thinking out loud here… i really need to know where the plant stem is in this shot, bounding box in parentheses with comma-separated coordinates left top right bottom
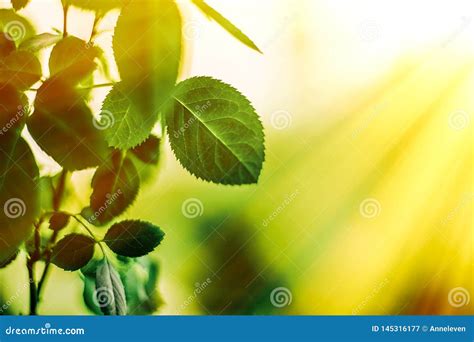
(27, 258, 37, 315)
(80, 82, 116, 89)
(89, 13, 104, 43)
(62, 1, 69, 38)
(72, 215, 107, 257)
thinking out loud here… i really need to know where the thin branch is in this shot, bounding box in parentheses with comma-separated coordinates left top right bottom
(27, 258, 37, 315)
(62, 1, 69, 38)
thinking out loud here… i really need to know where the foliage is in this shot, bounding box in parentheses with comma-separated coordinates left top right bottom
(0, 0, 264, 316)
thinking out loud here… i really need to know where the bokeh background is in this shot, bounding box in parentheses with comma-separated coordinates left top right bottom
(0, 0, 473, 315)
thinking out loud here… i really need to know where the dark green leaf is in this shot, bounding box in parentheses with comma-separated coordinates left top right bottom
(191, 0, 261, 53)
(19, 32, 62, 52)
(0, 33, 16, 58)
(11, 0, 30, 11)
(0, 9, 35, 46)
(88, 154, 139, 225)
(0, 50, 41, 90)
(95, 258, 127, 315)
(0, 249, 18, 269)
(27, 78, 109, 170)
(104, 220, 164, 257)
(49, 36, 98, 84)
(0, 83, 27, 132)
(0, 134, 39, 262)
(130, 135, 160, 164)
(51, 233, 96, 271)
(113, 0, 181, 127)
(49, 212, 70, 231)
(99, 83, 156, 149)
(168, 76, 265, 185)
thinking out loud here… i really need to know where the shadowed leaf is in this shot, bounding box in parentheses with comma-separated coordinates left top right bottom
(95, 258, 127, 315)
(0, 50, 41, 90)
(130, 135, 160, 164)
(51, 234, 96, 271)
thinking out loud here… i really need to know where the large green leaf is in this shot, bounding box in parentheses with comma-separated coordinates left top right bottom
(95, 258, 127, 315)
(0, 50, 41, 90)
(191, 0, 261, 53)
(88, 154, 139, 225)
(99, 83, 156, 149)
(0, 133, 39, 263)
(167, 76, 265, 185)
(103, 220, 165, 257)
(112, 0, 181, 143)
(49, 36, 98, 84)
(27, 78, 109, 170)
(51, 234, 96, 271)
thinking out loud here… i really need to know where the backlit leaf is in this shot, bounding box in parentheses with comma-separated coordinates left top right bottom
(104, 220, 164, 257)
(88, 154, 139, 225)
(191, 0, 261, 53)
(0, 9, 35, 46)
(167, 76, 265, 185)
(130, 135, 160, 164)
(11, 0, 30, 11)
(95, 258, 127, 315)
(27, 78, 109, 170)
(51, 234, 96, 271)
(0, 83, 27, 132)
(0, 50, 41, 90)
(19, 32, 62, 52)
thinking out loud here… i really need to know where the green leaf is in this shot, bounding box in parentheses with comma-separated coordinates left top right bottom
(113, 0, 181, 121)
(0, 83, 27, 132)
(27, 78, 109, 170)
(48, 212, 70, 231)
(104, 220, 165, 257)
(51, 234, 95, 271)
(0, 134, 39, 262)
(11, 0, 30, 11)
(0, 9, 35, 46)
(0, 249, 18, 269)
(0, 33, 16, 58)
(130, 135, 160, 164)
(82, 274, 103, 315)
(99, 83, 156, 149)
(49, 36, 98, 84)
(88, 154, 139, 225)
(95, 258, 127, 315)
(191, 0, 261, 53)
(0, 50, 41, 90)
(19, 32, 62, 52)
(167, 76, 265, 185)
